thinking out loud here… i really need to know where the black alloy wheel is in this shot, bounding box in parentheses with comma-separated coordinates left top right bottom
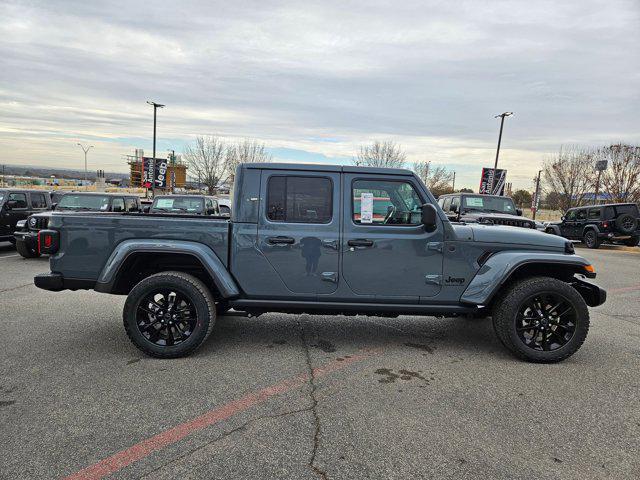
(136, 289, 197, 346)
(123, 271, 216, 358)
(515, 293, 577, 352)
(492, 276, 589, 363)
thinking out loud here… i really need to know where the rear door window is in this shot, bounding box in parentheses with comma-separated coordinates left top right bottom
(112, 198, 125, 212)
(267, 176, 333, 223)
(588, 208, 601, 220)
(125, 198, 138, 212)
(30, 192, 48, 209)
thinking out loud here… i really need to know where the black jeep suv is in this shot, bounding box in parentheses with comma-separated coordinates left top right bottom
(437, 193, 541, 230)
(545, 203, 640, 248)
(1, 189, 52, 245)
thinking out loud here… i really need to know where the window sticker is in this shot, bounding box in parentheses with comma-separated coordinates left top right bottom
(360, 192, 374, 224)
(156, 198, 174, 208)
(465, 197, 484, 207)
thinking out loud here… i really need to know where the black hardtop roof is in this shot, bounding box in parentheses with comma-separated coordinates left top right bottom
(439, 192, 513, 200)
(0, 188, 50, 193)
(570, 203, 638, 209)
(60, 192, 140, 197)
(241, 162, 414, 176)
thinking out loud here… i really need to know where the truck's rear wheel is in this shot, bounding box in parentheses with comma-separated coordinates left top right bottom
(123, 271, 216, 358)
(492, 277, 589, 363)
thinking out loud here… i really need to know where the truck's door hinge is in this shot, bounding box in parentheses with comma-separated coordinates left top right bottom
(425, 274, 442, 285)
(321, 272, 338, 283)
(427, 242, 443, 253)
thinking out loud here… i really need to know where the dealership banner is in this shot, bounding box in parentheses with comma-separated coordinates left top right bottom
(142, 157, 168, 188)
(479, 168, 507, 195)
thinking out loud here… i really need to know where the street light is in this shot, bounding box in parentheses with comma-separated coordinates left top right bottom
(146, 101, 165, 196)
(489, 112, 513, 195)
(76, 143, 94, 184)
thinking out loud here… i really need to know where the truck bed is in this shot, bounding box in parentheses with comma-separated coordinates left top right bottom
(46, 212, 230, 281)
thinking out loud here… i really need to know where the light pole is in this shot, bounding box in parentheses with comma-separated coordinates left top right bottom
(146, 101, 165, 196)
(451, 171, 456, 192)
(532, 169, 542, 220)
(76, 143, 94, 185)
(490, 112, 513, 195)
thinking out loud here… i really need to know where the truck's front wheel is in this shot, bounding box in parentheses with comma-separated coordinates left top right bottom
(492, 277, 589, 363)
(123, 271, 216, 358)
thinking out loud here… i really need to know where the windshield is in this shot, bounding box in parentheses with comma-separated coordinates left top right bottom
(57, 194, 111, 211)
(151, 197, 204, 213)
(462, 195, 517, 214)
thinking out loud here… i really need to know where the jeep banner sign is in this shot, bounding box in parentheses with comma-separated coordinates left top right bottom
(141, 157, 168, 188)
(479, 167, 507, 195)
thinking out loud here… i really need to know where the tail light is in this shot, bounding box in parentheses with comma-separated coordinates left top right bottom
(38, 229, 60, 255)
(602, 221, 609, 229)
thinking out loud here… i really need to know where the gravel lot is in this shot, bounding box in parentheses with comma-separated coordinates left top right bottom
(1, 242, 639, 480)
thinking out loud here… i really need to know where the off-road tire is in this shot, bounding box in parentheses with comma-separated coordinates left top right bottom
(16, 240, 41, 258)
(624, 236, 639, 247)
(123, 271, 216, 358)
(583, 230, 600, 249)
(492, 277, 589, 363)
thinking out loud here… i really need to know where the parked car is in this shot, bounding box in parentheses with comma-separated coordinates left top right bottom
(437, 193, 543, 230)
(545, 203, 640, 248)
(148, 195, 221, 215)
(34, 163, 605, 363)
(0, 189, 52, 245)
(14, 192, 142, 258)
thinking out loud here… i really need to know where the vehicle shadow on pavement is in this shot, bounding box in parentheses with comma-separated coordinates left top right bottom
(194, 313, 508, 360)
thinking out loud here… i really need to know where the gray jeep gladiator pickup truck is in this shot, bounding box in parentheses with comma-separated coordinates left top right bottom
(34, 163, 606, 362)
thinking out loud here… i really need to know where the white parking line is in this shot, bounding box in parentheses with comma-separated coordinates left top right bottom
(0, 254, 19, 259)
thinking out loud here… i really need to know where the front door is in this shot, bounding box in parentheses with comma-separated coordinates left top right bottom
(341, 174, 444, 301)
(257, 170, 341, 295)
(561, 209, 577, 238)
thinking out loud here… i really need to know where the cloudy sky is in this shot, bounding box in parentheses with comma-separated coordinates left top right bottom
(1, 0, 638, 189)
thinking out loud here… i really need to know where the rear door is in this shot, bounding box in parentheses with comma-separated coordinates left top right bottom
(342, 174, 444, 301)
(257, 170, 340, 295)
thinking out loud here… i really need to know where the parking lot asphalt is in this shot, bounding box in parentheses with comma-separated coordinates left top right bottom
(1, 242, 639, 480)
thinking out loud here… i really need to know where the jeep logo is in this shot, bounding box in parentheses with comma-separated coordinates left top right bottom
(444, 276, 465, 285)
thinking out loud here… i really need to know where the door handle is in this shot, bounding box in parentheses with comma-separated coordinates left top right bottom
(347, 239, 374, 247)
(267, 236, 295, 245)
(322, 239, 338, 250)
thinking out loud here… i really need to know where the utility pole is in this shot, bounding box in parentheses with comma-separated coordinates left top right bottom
(451, 171, 456, 192)
(490, 112, 513, 195)
(146, 101, 165, 197)
(76, 143, 94, 185)
(532, 169, 542, 220)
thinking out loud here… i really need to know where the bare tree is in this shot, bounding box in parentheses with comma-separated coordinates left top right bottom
(183, 136, 228, 194)
(596, 143, 640, 203)
(542, 145, 596, 212)
(226, 139, 272, 177)
(413, 162, 454, 197)
(353, 140, 406, 168)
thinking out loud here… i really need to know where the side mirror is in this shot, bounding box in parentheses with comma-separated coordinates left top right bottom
(449, 204, 458, 213)
(51, 202, 58, 210)
(6, 200, 18, 210)
(516, 208, 523, 216)
(560, 216, 565, 221)
(421, 204, 438, 230)
(143, 206, 150, 213)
